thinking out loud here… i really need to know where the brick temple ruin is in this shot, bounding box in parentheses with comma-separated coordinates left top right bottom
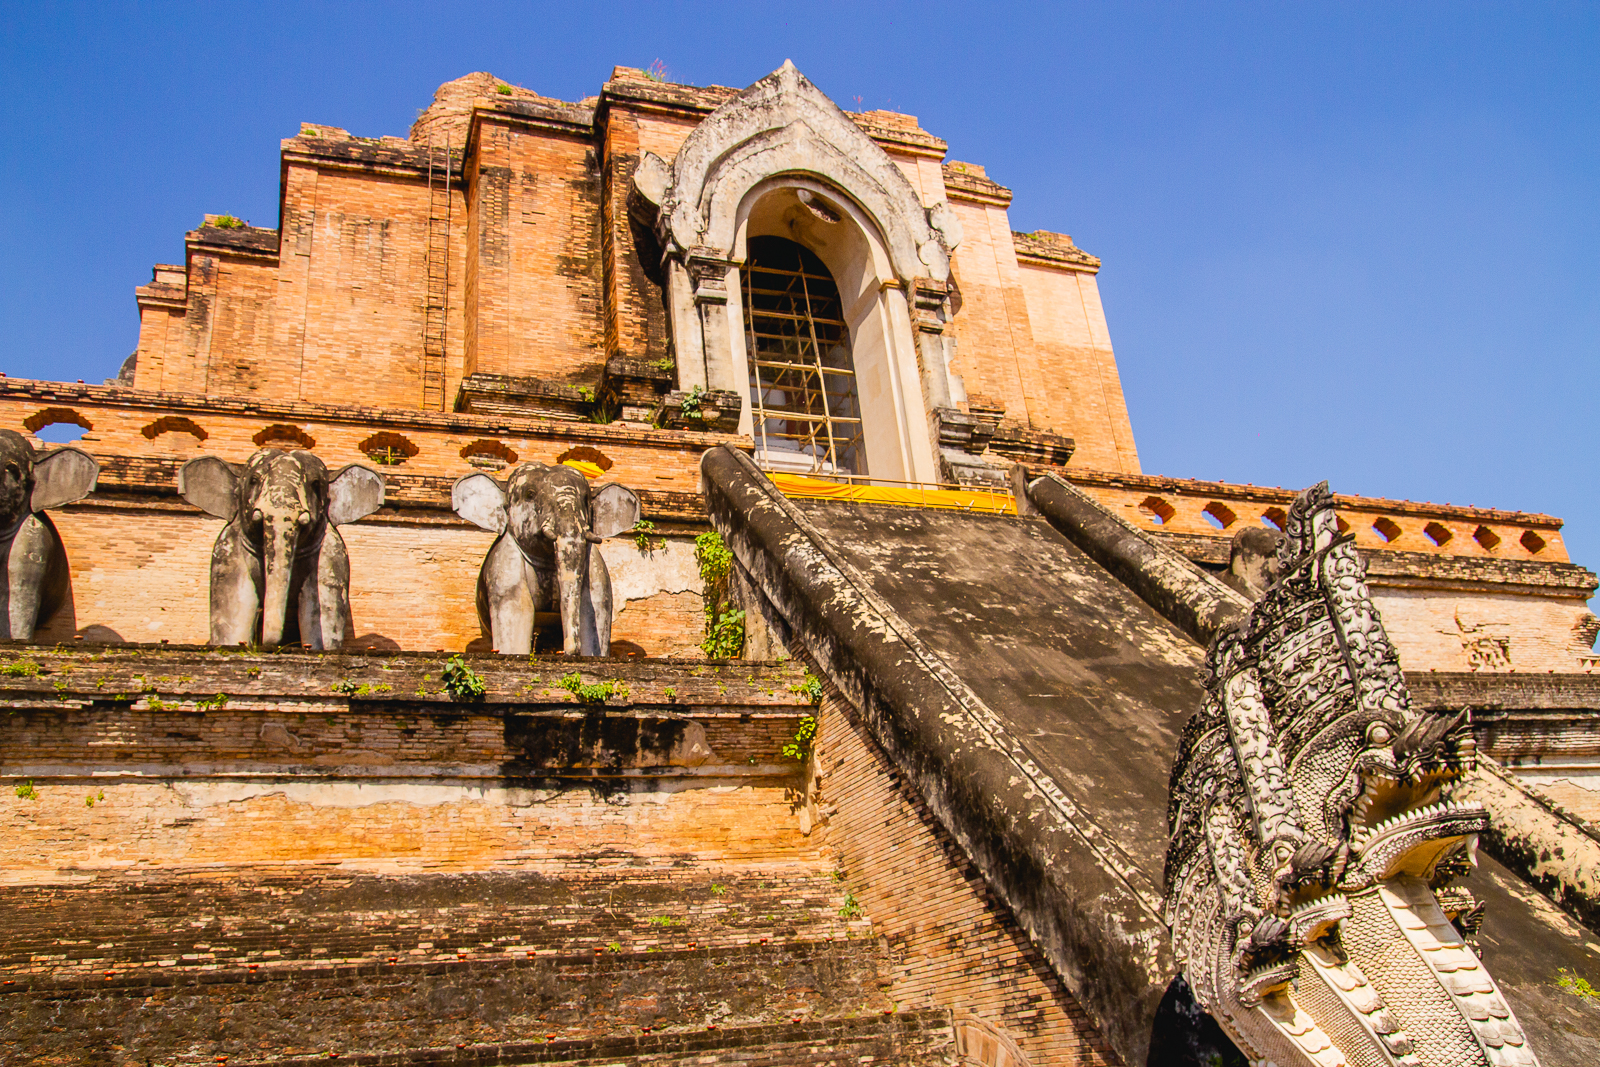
(3, 64, 1599, 1066)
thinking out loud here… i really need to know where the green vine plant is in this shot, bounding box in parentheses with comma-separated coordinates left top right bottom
(790, 671, 822, 706)
(631, 519, 664, 554)
(558, 672, 629, 704)
(695, 531, 745, 659)
(442, 655, 486, 702)
(782, 715, 817, 762)
(14, 780, 37, 800)
(680, 384, 706, 422)
(212, 215, 246, 229)
(0, 660, 41, 677)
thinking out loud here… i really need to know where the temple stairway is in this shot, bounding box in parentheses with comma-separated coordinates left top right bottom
(701, 445, 1600, 1066)
(0, 868, 947, 1066)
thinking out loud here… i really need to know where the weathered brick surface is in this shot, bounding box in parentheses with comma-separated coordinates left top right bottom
(813, 692, 1119, 1066)
(0, 869, 925, 1066)
(0, 644, 962, 1066)
(0, 381, 732, 491)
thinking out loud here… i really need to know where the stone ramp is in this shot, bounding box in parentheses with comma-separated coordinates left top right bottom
(701, 445, 1600, 1065)
(0, 868, 912, 1066)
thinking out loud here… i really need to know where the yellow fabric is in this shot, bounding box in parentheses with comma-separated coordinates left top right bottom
(769, 472, 1016, 514)
(562, 460, 604, 480)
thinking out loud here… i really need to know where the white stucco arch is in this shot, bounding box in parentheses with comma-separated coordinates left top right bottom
(635, 61, 964, 486)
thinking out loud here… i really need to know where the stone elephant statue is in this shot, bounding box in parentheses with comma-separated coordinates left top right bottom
(179, 449, 385, 649)
(0, 429, 99, 641)
(453, 463, 641, 656)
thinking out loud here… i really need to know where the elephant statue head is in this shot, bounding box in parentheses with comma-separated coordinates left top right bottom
(0, 429, 99, 641)
(180, 449, 384, 649)
(453, 463, 640, 656)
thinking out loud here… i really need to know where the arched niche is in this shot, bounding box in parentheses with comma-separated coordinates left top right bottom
(637, 61, 964, 486)
(730, 180, 927, 484)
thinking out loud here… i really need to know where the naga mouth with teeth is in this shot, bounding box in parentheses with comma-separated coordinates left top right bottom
(1163, 483, 1540, 1067)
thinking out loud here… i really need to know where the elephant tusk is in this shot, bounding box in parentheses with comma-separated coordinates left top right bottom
(585, 532, 605, 544)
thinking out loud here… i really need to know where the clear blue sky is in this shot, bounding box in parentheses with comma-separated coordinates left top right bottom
(2, 3, 1596, 579)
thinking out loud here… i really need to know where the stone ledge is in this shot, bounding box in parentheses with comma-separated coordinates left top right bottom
(1069, 466, 1565, 526)
(1164, 530, 1596, 595)
(1013, 230, 1101, 273)
(0, 377, 744, 452)
(940, 162, 1012, 206)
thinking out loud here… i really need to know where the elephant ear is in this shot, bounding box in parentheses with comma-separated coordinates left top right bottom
(328, 465, 386, 526)
(30, 446, 99, 512)
(589, 483, 641, 540)
(178, 456, 239, 519)
(453, 472, 508, 533)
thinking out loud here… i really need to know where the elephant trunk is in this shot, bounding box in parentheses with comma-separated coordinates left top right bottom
(554, 528, 590, 656)
(258, 512, 308, 649)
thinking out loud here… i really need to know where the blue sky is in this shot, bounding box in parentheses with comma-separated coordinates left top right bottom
(1, 2, 1596, 577)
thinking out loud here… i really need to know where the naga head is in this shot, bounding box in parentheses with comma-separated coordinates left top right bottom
(1164, 483, 1537, 1066)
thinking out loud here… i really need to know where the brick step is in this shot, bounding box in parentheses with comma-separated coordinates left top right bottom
(230, 1011, 955, 1067)
(0, 935, 879, 995)
(0, 873, 869, 979)
(1, 947, 909, 1066)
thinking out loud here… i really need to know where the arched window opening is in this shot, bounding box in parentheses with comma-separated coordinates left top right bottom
(253, 424, 316, 450)
(1424, 521, 1452, 547)
(1261, 507, 1287, 531)
(25, 407, 92, 444)
(359, 431, 419, 466)
(741, 235, 865, 477)
(141, 416, 208, 443)
(1139, 495, 1176, 525)
(1202, 501, 1237, 530)
(1520, 529, 1547, 555)
(1372, 517, 1402, 543)
(461, 439, 518, 471)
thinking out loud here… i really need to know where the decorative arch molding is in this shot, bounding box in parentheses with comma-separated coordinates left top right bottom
(634, 61, 965, 485)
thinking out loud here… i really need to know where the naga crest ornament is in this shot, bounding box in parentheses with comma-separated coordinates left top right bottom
(1164, 484, 1539, 1066)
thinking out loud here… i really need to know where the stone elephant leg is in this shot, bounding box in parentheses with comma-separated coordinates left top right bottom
(478, 533, 536, 655)
(578, 544, 614, 657)
(209, 521, 263, 646)
(1, 515, 56, 641)
(299, 528, 352, 651)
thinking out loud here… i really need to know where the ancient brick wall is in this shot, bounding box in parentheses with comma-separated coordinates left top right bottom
(465, 111, 606, 386)
(813, 691, 1120, 1066)
(1013, 258, 1140, 474)
(0, 383, 727, 491)
(0, 646, 965, 1065)
(942, 173, 1037, 427)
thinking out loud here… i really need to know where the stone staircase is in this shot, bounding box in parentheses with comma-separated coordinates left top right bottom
(0, 868, 946, 1066)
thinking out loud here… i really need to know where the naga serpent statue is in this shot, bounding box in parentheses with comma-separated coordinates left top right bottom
(1164, 483, 1539, 1066)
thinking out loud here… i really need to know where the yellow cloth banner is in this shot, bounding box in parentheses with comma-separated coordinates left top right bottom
(769, 472, 1016, 515)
